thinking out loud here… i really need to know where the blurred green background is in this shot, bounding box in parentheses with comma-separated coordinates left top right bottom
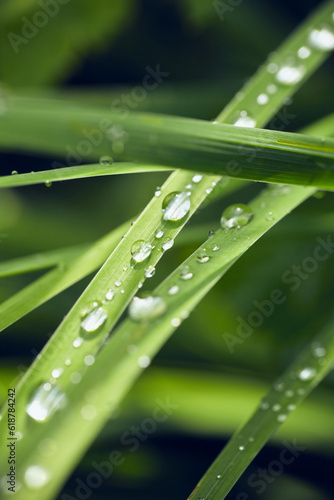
(0, 0, 334, 498)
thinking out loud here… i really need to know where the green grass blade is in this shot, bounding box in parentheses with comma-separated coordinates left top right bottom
(191, 317, 334, 499)
(0, 163, 171, 189)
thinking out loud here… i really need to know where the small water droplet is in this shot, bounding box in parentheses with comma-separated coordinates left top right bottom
(138, 355, 151, 368)
(298, 46, 311, 59)
(234, 115, 256, 128)
(260, 401, 269, 410)
(274, 382, 284, 392)
(155, 186, 162, 197)
(239, 445, 245, 450)
(180, 266, 193, 280)
(217, 474, 222, 479)
(26, 383, 66, 422)
(309, 27, 334, 51)
(73, 337, 83, 348)
(298, 367, 317, 380)
(168, 285, 179, 295)
(285, 390, 294, 397)
(221, 204, 254, 229)
(277, 414, 287, 422)
(206, 187, 213, 194)
(192, 174, 203, 183)
(312, 346, 326, 357)
(81, 302, 108, 333)
(208, 230, 215, 238)
(84, 355, 95, 366)
(129, 295, 167, 322)
(81, 404, 97, 420)
(155, 230, 164, 239)
(267, 62, 278, 73)
(99, 155, 113, 166)
(105, 289, 115, 301)
(267, 84, 278, 94)
(287, 404, 296, 411)
(275, 65, 305, 85)
(185, 183, 192, 190)
(257, 93, 269, 105)
(65, 359, 71, 366)
(197, 251, 210, 263)
(162, 237, 174, 251)
(115, 280, 122, 287)
(45, 180, 52, 187)
(171, 317, 181, 327)
(211, 244, 220, 252)
(145, 266, 156, 278)
(162, 192, 191, 221)
(11, 170, 18, 175)
(51, 368, 63, 379)
(131, 240, 153, 263)
(24, 465, 49, 489)
(272, 404, 281, 412)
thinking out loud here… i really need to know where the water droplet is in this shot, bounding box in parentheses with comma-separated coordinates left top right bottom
(99, 155, 113, 166)
(206, 187, 213, 194)
(239, 445, 245, 450)
(155, 229, 164, 239)
(267, 62, 278, 73)
(162, 237, 174, 251)
(298, 46, 311, 59)
(11, 170, 18, 175)
(267, 84, 277, 94)
(277, 414, 287, 422)
(275, 65, 305, 85)
(197, 251, 210, 264)
(257, 93, 269, 105)
(81, 302, 108, 333)
(208, 230, 215, 238)
(155, 186, 162, 197)
(84, 355, 95, 366)
(217, 474, 222, 479)
(298, 367, 317, 380)
(185, 183, 192, 190)
(287, 404, 296, 411)
(180, 266, 193, 280)
(65, 359, 71, 366)
(129, 295, 167, 322)
(234, 115, 256, 128)
(272, 404, 281, 412)
(26, 383, 66, 422)
(138, 355, 151, 368)
(70, 372, 82, 384)
(24, 465, 49, 489)
(73, 337, 83, 348)
(312, 346, 326, 357)
(171, 317, 181, 327)
(220, 204, 254, 229)
(81, 404, 97, 420)
(192, 174, 203, 183)
(168, 285, 179, 295)
(309, 27, 334, 51)
(145, 266, 156, 278)
(45, 180, 52, 188)
(105, 289, 115, 301)
(131, 240, 153, 264)
(274, 382, 284, 392)
(51, 368, 63, 379)
(123, 266, 128, 271)
(260, 401, 269, 410)
(162, 192, 191, 221)
(211, 244, 220, 252)
(285, 390, 294, 397)
(115, 280, 122, 287)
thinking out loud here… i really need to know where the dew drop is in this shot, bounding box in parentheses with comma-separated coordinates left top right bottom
(238, 445, 245, 451)
(171, 317, 181, 327)
(272, 404, 281, 412)
(267, 84, 278, 94)
(267, 62, 278, 73)
(287, 404, 296, 411)
(100, 155, 113, 166)
(145, 266, 156, 278)
(45, 180, 52, 188)
(24, 465, 49, 490)
(155, 230, 164, 239)
(162, 237, 174, 251)
(129, 295, 167, 322)
(162, 191, 191, 221)
(84, 355, 95, 366)
(285, 390, 294, 397)
(185, 183, 192, 190)
(206, 187, 213, 195)
(260, 401, 269, 410)
(168, 285, 179, 295)
(26, 383, 66, 422)
(208, 230, 215, 238)
(81, 302, 108, 333)
(212, 244, 220, 252)
(115, 280, 122, 287)
(138, 355, 151, 368)
(233, 115, 256, 128)
(131, 240, 153, 263)
(51, 368, 63, 379)
(298, 367, 317, 380)
(73, 337, 83, 348)
(197, 251, 210, 264)
(192, 174, 203, 183)
(312, 346, 326, 357)
(65, 359, 71, 366)
(257, 93, 269, 105)
(277, 414, 287, 422)
(155, 186, 162, 197)
(309, 27, 334, 51)
(105, 289, 115, 301)
(298, 46, 311, 59)
(11, 170, 18, 175)
(220, 204, 254, 229)
(180, 266, 193, 281)
(275, 65, 305, 85)
(81, 404, 97, 421)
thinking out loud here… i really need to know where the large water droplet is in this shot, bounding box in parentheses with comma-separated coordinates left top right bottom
(105, 289, 115, 301)
(129, 295, 167, 322)
(234, 115, 256, 128)
(155, 230, 164, 239)
(309, 27, 334, 51)
(26, 383, 66, 422)
(24, 465, 49, 489)
(162, 192, 191, 221)
(192, 174, 203, 183)
(81, 302, 108, 333)
(275, 65, 305, 85)
(220, 204, 254, 229)
(145, 266, 156, 278)
(138, 355, 151, 368)
(298, 367, 317, 380)
(168, 285, 179, 295)
(162, 237, 174, 251)
(257, 93, 269, 105)
(197, 250, 210, 263)
(131, 240, 153, 263)
(180, 266, 193, 281)
(297, 46, 311, 59)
